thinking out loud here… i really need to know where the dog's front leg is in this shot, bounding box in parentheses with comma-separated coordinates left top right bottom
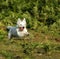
(26, 32, 30, 36)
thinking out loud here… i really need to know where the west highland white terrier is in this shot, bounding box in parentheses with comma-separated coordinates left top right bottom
(7, 18, 29, 39)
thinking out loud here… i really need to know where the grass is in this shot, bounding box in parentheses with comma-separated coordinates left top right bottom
(0, 29, 60, 59)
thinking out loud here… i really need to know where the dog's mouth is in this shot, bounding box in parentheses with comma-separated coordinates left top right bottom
(19, 27, 24, 31)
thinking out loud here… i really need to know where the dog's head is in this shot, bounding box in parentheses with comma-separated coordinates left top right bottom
(17, 18, 26, 31)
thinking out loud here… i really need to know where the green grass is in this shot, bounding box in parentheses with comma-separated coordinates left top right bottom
(0, 29, 60, 59)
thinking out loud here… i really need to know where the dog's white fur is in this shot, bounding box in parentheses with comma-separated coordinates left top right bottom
(17, 18, 26, 28)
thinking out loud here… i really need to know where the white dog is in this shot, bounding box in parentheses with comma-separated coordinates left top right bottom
(7, 18, 29, 39)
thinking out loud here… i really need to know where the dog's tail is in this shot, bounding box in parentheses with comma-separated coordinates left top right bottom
(6, 26, 12, 31)
(7, 26, 12, 29)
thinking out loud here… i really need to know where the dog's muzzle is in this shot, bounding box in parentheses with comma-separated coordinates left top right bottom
(19, 27, 24, 31)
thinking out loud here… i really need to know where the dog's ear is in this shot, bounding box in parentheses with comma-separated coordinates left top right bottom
(18, 18, 21, 21)
(17, 18, 21, 25)
(23, 18, 26, 23)
(23, 18, 26, 21)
